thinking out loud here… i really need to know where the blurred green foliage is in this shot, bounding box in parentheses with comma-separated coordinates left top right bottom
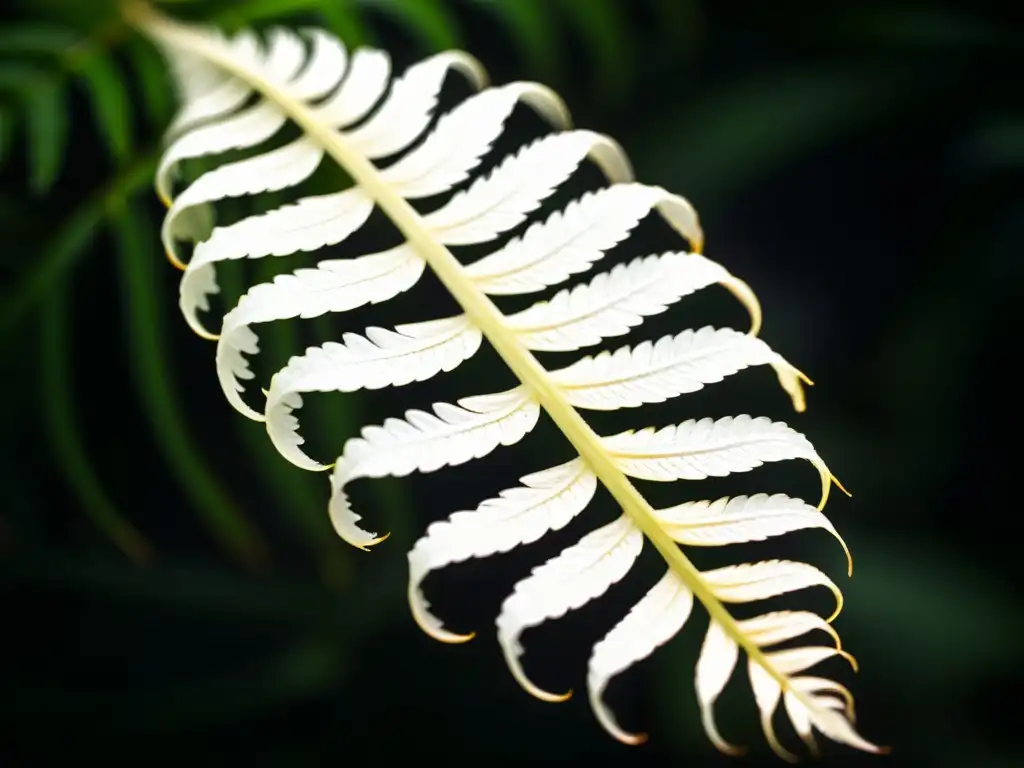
(1, 0, 1020, 765)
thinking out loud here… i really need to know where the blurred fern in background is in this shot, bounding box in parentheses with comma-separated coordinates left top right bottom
(1, 1, 1020, 764)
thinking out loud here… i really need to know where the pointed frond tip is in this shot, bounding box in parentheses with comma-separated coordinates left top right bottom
(134, 2, 883, 756)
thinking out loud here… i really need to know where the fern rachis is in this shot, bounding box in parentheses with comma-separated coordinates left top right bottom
(132, 2, 884, 756)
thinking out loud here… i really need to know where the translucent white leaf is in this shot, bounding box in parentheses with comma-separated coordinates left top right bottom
(507, 252, 733, 352)
(497, 515, 643, 701)
(214, 243, 424, 419)
(784, 690, 817, 753)
(552, 327, 796, 410)
(156, 27, 311, 202)
(764, 646, 852, 677)
(166, 75, 251, 142)
(162, 28, 259, 137)
(736, 611, 841, 650)
(259, 27, 307, 87)
(156, 100, 287, 206)
(344, 51, 487, 159)
(288, 28, 348, 101)
(162, 136, 324, 266)
(604, 415, 834, 509)
(219, 242, 415, 392)
(465, 183, 702, 295)
(314, 48, 391, 127)
(747, 659, 791, 759)
(179, 188, 375, 338)
(791, 691, 886, 754)
(409, 458, 597, 642)
(749, 654, 882, 759)
(654, 493, 852, 575)
(790, 676, 855, 717)
(164, 30, 259, 139)
(381, 82, 568, 199)
(702, 560, 843, 622)
(695, 621, 743, 755)
(266, 316, 483, 470)
(329, 388, 539, 548)
(142, 14, 878, 756)
(424, 130, 632, 245)
(588, 570, 693, 744)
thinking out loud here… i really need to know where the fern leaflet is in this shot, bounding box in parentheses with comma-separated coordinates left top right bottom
(131, 3, 884, 756)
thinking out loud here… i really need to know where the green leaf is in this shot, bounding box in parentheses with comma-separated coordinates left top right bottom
(362, 0, 461, 51)
(651, 0, 704, 57)
(26, 77, 67, 193)
(0, 63, 66, 194)
(0, 22, 132, 165)
(0, 153, 156, 343)
(0, 107, 11, 165)
(316, 0, 368, 46)
(213, 0, 325, 28)
(126, 38, 173, 127)
(0, 23, 79, 55)
(633, 67, 921, 204)
(78, 49, 132, 161)
(111, 201, 270, 568)
(554, 0, 633, 101)
(468, 0, 560, 79)
(40, 277, 154, 564)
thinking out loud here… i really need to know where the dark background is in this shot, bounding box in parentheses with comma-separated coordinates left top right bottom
(1, 1, 1020, 765)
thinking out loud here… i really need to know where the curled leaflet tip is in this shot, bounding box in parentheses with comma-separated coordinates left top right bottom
(166, 247, 186, 271)
(613, 731, 648, 746)
(831, 473, 852, 498)
(440, 630, 476, 644)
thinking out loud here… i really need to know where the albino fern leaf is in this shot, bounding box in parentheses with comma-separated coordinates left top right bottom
(267, 316, 481, 470)
(208, 128, 614, 417)
(463, 184, 701, 294)
(330, 388, 540, 548)
(551, 327, 798, 410)
(654, 493, 852, 574)
(312, 48, 391, 129)
(134, 5, 884, 757)
(497, 515, 644, 701)
(163, 29, 260, 139)
(603, 416, 834, 504)
(409, 458, 597, 643)
(506, 252, 734, 352)
(587, 569, 694, 744)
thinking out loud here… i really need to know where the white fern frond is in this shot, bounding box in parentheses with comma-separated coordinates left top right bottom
(587, 569, 694, 744)
(463, 183, 701, 294)
(654, 493, 852, 575)
(134, 4, 884, 757)
(329, 388, 540, 548)
(497, 514, 644, 701)
(409, 458, 597, 643)
(551, 327, 799, 410)
(506, 252, 738, 352)
(603, 415, 835, 505)
(207, 127, 623, 415)
(267, 316, 482, 470)
(163, 28, 261, 139)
